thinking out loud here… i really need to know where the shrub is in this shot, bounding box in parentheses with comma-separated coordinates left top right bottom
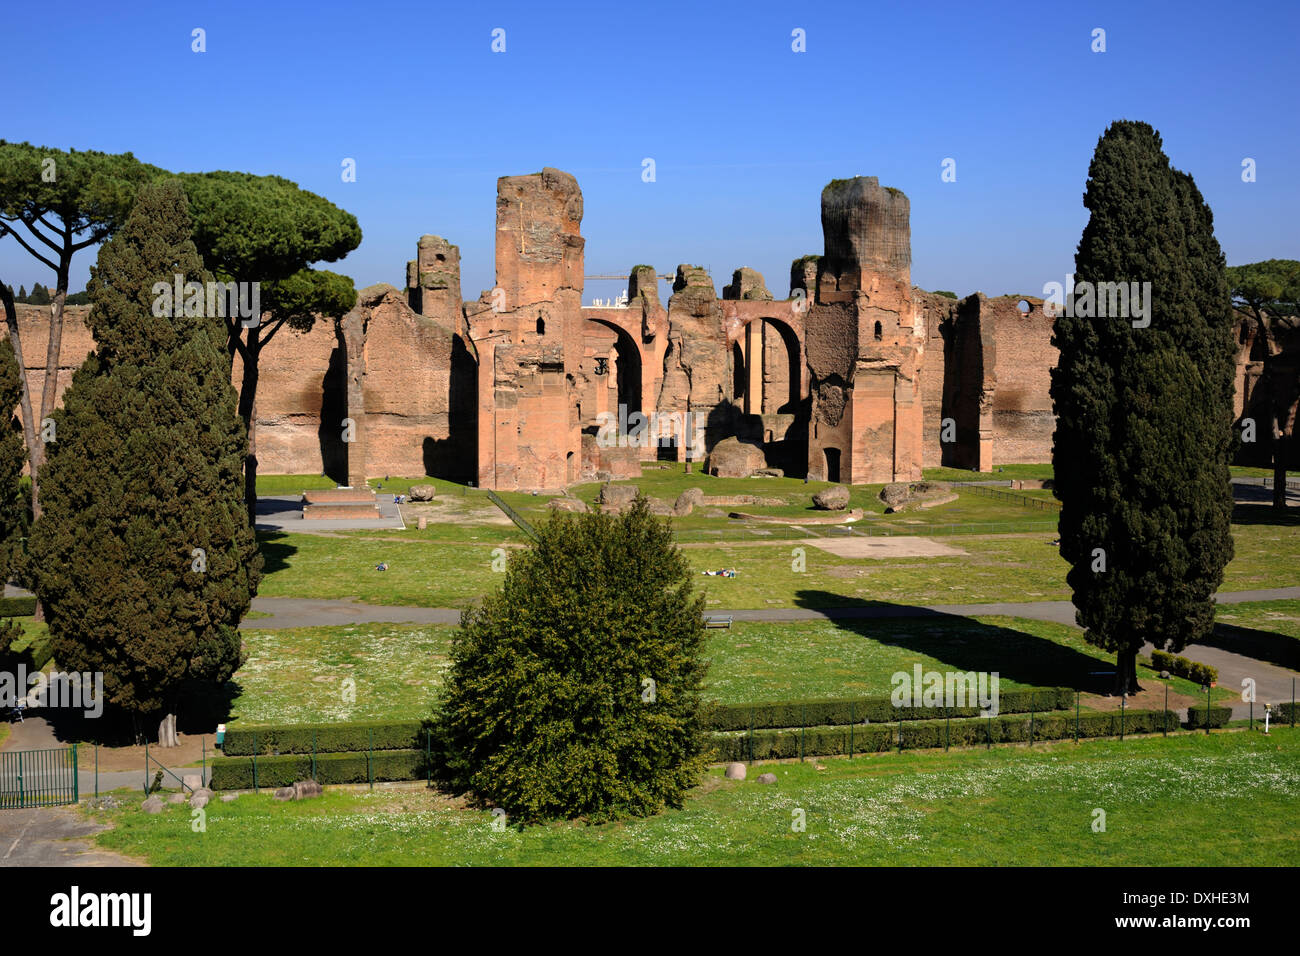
(709, 709, 1178, 760)
(1270, 702, 1298, 724)
(439, 497, 710, 824)
(0, 597, 35, 618)
(704, 686, 1075, 732)
(221, 720, 425, 756)
(1184, 706, 1232, 729)
(1150, 649, 1218, 685)
(210, 749, 425, 790)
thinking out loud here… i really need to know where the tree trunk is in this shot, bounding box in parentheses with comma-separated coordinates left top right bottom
(1114, 648, 1141, 697)
(1274, 408, 1289, 511)
(38, 269, 70, 454)
(157, 711, 180, 748)
(238, 339, 260, 529)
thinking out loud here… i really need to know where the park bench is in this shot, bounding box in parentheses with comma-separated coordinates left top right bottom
(704, 615, 733, 629)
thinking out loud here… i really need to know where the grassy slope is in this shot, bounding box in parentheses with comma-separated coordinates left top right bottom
(90, 729, 1300, 866)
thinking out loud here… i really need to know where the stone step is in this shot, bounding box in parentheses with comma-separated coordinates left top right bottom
(302, 488, 377, 505)
(303, 503, 381, 520)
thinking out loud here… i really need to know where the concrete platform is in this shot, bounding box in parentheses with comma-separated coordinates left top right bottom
(255, 495, 404, 532)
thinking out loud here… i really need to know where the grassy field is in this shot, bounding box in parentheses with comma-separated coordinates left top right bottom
(89, 729, 1300, 866)
(253, 478, 1298, 610)
(226, 613, 1235, 725)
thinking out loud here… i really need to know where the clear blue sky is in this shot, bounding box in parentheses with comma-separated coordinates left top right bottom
(2, 0, 1296, 305)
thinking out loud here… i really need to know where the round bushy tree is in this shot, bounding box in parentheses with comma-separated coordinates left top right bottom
(440, 497, 709, 824)
(1051, 121, 1236, 695)
(27, 180, 261, 743)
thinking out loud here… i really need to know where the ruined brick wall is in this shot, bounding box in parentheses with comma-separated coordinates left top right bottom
(234, 318, 346, 480)
(467, 168, 586, 490)
(916, 292, 957, 467)
(986, 295, 1056, 464)
(806, 177, 923, 484)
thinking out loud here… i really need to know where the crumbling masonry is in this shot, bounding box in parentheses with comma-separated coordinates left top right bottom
(6, 168, 1289, 490)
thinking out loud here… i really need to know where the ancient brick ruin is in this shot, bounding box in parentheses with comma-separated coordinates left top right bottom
(5, 168, 1291, 490)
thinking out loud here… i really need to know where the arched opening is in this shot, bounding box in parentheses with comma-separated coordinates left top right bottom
(586, 318, 642, 418)
(761, 317, 803, 414)
(1016, 299, 1032, 315)
(536, 315, 545, 336)
(824, 447, 841, 483)
(732, 342, 746, 403)
(873, 320, 882, 341)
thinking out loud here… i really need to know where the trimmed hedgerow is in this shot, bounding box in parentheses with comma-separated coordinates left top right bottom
(707, 725, 894, 762)
(221, 720, 425, 756)
(1150, 649, 1218, 686)
(704, 687, 1075, 732)
(707, 709, 1179, 761)
(210, 749, 425, 790)
(0, 597, 36, 617)
(1184, 706, 1232, 729)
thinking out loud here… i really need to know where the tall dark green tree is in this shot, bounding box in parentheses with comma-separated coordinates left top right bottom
(439, 497, 709, 824)
(0, 336, 28, 666)
(27, 180, 261, 745)
(1051, 121, 1237, 695)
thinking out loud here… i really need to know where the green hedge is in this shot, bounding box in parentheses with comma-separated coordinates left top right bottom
(704, 686, 1075, 732)
(210, 749, 426, 790)
(221, 720, 425, 756)
(0, 597, 36, 618)
(708, 725, 895, 762)
(1270, 702, 1298, 723)
(707, 709, 1179, 761)
(1150, 649, 1218, 686)
(1184, 706, 1232, 729)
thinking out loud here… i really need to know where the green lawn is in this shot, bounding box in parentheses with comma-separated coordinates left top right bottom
(255, 520, 1298, 612)
(922, 463, 1055, 482)
(89, 729, 1300, 866)
(255, 474, 339, 496)
(226, 613, 1234, 725)
(231, 623, 454, 724)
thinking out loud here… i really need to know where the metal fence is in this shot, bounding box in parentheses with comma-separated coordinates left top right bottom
(957, 482, 1062, 511)
(485, 490, 539, 540)
(0, 746, 79, 809)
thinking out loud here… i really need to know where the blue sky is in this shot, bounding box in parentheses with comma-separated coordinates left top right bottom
(2, 0, 1297, 305)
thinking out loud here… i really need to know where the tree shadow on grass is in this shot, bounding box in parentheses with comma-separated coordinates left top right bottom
(255, 530, 297, 576)
(1229, 504, 1300, 527)
(29, 677, 243, 747)
(1198, 622, 1300, 672)
(793, 589, 1115, 694)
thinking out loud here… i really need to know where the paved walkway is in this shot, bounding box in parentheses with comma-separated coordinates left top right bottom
(0, 805, 142, 867)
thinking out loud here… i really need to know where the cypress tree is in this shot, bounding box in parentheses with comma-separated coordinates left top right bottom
(0, 337, 27, 665)
(1051, 121, 1236, 695)
(28, 180, 261, 744)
